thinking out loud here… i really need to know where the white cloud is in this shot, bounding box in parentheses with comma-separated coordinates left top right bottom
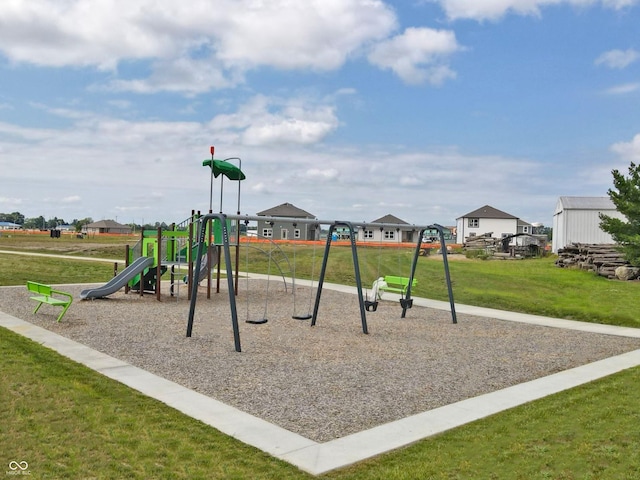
(251, 183, 270, 194)
(0, 0, 176, 69)
(107, 100, 132, 110)
(114, 205, 152, 213)
(595, 48, 640, 69)
(106, 58, 239, 95)
(604, 82, 640, 95)
(432, 0, 639, 21)
(209, 95, 340, 146)
(243, 117, 338, 146)
(0, 197, 23, 207)
(368, 27, 460, 85)
(0, 100, 595, 227)
(303, 169, 340, 181)
(399, 176, 424, 186)
(611, 133, 640, 162)
(213, 0, 396, 71)
(0, 0, 397, 93)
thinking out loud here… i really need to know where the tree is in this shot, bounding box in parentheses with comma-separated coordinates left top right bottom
(599, 162, 640, 266)
(0, 211, 24, 224)
(73, 218, 94, 232)
(23, 216, 46, 230)
(45, 217, 66, 229)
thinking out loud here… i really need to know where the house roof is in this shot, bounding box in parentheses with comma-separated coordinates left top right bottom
(371, 214, 409, 225)
(457, 205, 518, 220)
(85, 220, 130, 229)
(555, 196, 615, 212)
(256, 202, 315, 219)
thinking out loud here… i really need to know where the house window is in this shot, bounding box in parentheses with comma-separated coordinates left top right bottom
(468, 218, 479, 228)
(363, 229, 373, 239)
(262, 228, 273, 238)
(294, 229, 301, 239)
(384, 230, 395, 240)
(281, 229, 288, 240)
(522, 226, 529, 234)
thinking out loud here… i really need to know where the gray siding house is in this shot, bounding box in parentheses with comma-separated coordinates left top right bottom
(256, 203, 318, 240)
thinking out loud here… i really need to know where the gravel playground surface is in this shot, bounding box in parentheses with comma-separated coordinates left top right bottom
(3, 280, 640, 442)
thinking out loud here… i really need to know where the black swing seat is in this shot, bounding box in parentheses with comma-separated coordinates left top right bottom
(400, 298, 413, 309)
(246, 318, 268, 324)
(292, 314, 312, 320)
(365, 300, 378, 312)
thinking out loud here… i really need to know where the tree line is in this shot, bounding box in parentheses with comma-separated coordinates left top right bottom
(0, 212, 94, 231)
(0, 212, 166, 232)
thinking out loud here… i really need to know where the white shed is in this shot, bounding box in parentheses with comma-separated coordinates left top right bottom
(552, 196, 624, 253)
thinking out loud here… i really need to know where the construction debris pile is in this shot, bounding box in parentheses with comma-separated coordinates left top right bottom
(555, 243, 636, 279)
(463, 233, 546, 258)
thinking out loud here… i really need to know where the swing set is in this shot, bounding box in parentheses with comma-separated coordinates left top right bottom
(186, 213, 457, 352)
(290, 222, 318, 320)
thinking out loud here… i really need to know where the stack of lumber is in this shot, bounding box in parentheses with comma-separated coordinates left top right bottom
(556, 243, 628, 278)
(463, 233, 498, 250)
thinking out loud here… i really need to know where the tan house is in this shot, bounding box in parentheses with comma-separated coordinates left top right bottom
(82, 220, 132, 235)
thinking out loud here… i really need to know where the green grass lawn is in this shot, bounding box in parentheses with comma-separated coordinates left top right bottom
(246, 245, 640, 327)
(2, 235, 640, 478)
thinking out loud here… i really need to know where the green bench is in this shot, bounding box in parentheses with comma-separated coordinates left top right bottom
(378, 275, 417, 296)
(26, 281, 73, 322)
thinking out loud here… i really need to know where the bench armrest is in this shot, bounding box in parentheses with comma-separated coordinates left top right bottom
(51, 289, 73, 302)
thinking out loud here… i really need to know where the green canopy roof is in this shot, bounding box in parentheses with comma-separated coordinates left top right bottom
(202, 159, 246, 180)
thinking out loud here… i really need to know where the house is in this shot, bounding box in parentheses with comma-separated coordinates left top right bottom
(0, 221, 21, 230)
(256, 203, 318, 240)
(552, 196, 624, 253)
(456, 205, 532, 244)
(422, 226, 455, 243)
(357, 214, 418, 243)
(82, 220, 132, 235)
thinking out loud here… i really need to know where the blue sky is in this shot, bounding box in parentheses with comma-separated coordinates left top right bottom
(1, 0, 639, 229)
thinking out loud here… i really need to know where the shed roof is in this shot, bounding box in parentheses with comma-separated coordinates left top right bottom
(457, 205, 518, 220)
(256, 202, 315, 219)
(555, 196, 615, 214)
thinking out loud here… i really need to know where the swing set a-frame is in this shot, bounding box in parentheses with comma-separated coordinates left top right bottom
(186, 213, 457, 353)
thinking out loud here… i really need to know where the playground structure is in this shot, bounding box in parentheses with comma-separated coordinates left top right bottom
(81, 148, 247, 301)
(80, 147, 457, 354)
(80, 211, 229, 300)
(187, 213, 457, 352)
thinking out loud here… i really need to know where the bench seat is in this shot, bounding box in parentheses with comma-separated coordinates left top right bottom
(27, 281, 73, 322)
(378, 275, 417, 296)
